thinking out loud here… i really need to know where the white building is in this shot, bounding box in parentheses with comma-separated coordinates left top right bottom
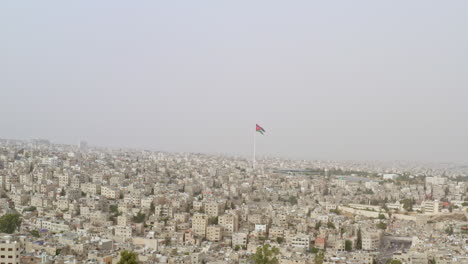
(291, 234, 310, 249)
(362, 231, 381, 251)
(383, 174, 399, 180)
(232, 232, 248, 247)
(421, 200, 440, 214)
(426, 176, 447, 185)
(218, 213, 238, 236)
(254, 224, 267, 233)
(0, 238, 21, 264)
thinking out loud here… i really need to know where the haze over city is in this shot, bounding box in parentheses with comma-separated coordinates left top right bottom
(2, 1, 468, 162)
(1, 2, 468, 264)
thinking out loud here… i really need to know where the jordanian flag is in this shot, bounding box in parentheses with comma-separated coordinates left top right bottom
(256, 124, 266, 135)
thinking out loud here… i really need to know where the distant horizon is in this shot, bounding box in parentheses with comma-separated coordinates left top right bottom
(2, 136, 466, 166)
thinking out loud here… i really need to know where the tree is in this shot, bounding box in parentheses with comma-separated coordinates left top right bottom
(164, 237, 171, 246)
(345, 240, 352, 251)
(314, 250, 325, 264)
(376, 222, 387, 230)
(276, 237, 284, 244)
(326, 221, 335, 229)
(208, 216, 218, 225)
(387, 260, 402, 264)
(251, 244, 279, 264)
(23, 206, 37, 212)
(378, 213, 386, 220)
(445, 225, 453, 235)
(60, 189, 66, 196)
(356, 228, 362, 249)
(340, 227, 345, 237)
(315, 221, 322, 230)
(149, 202, 155, 215)
(288, 196, 298, 205)
(323, 187, 329, 196)
(309, 247, 319, 253)
(132, 212, 146, 223)
(401, 199, 413, 212)
(30, 230, 40, 238)
(110, 205, 119, 214)
(0, 214, 22, 234)
(117, 250, 139, 264)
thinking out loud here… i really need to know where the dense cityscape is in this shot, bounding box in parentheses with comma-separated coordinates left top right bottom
(0, 138, 466, 264)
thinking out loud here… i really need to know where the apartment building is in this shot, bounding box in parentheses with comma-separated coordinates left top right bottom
(192, 213, 208, 237)
(206, 225, 223, 242)
(0, 239, 21, 264)
(218, 213, 238, 235)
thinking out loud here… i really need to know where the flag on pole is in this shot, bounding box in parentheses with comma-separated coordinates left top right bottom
(256, 124, 266, 135)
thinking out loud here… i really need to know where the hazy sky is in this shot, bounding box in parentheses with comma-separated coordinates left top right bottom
(1, 1, 467, 163)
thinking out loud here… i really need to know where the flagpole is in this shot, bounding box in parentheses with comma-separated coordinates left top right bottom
(253, 126, 256, 169)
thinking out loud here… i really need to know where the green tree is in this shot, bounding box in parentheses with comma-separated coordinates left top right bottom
(251, 244, 279, 264)
(117, 250, 139, 264)
(288, 196, 298, 205)
(401, 199, 413, 211)
(149, 202, 155, 215)
(378, 213, 386, 220)
(276, 237, 284, 244)
(314, 250, 325, 264)
(309, 247, 319, 253)
(340, 227, 345, 237)
(23, 206, 37, 212)
(323, 187, 329, 196)
(345, 240, 352, 251)
(356, 228, 362, 249)
(376, 222, 387, 230)
(110, 205, 119, 214)
(208, 216, 218, 225)
(445, 225, 453, 235)
(132, 212, 146, 223)
(30, 230, 40, 238)
(60, 189, 66, 196)
(326, 221, 335, 229)
(164, 237, 171, 246)
(0, 214, 22, 234)
(387, 260, 402, 264)
(315, 221, 322, 230)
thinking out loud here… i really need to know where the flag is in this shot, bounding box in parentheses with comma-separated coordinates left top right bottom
(256, 124, 266, 135)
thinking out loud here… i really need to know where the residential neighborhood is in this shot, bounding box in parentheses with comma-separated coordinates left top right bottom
(0, 139, 467, 263)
